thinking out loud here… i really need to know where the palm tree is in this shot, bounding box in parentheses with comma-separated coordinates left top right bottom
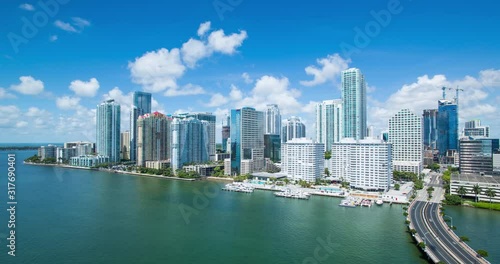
(457, 186, 467, 203)
(472, 184, 482, 203)
(485, 188, 496, 209)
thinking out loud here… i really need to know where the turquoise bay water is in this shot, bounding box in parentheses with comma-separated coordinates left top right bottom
(0, 150, 496, 263)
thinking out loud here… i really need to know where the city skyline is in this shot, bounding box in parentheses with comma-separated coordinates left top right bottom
(1, 1, 500, 143)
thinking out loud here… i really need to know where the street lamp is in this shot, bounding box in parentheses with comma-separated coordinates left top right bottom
(444, 215, 453, 229)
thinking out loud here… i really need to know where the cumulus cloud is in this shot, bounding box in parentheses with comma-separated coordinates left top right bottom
(164, 83, 205, 97)
(25, 107, 48, 117)
(229, 85, 243, 101)
(300, 54, 350, 87)
(0, 105, 21, 126)
(241, 72, 253, 84)
(207, 29, 247, 55)
(16, 121, 28, 128)
(479, 69, 500, 87)
(129, 48, 186, 93)
(69, 78, 100, 97)
(10, 76, 44, 95)
(197, 21, 211, 37)
(19, 3, 35, 11)
(206, 93, 229, 107)
(56, 96, 81, 110)
(0, 88, 16, 99)
(181, 38, 211, 68)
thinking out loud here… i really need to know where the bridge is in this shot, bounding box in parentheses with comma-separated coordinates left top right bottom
(407, 172, 489, 264)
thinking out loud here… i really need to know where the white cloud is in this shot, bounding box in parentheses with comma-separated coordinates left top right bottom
(16, 121, 28, 128)
(0, 105, 21, 126)
(300, 54, 350, 87)
(69, 78, 100, 97)
(72, 17, 91, 28)
(229, 85, 243, 101)
(54, 20, 78, 32)
(10, 76, 44, 95)
(197, 21, 211, 37)
(49, 35, 58, 42)
(0, 88, 16, 99)
(56, 96, 81, 110)
(207, 29, 248, 54)
(164, 83, 205, 97)
(128, 48, 186, 93)
(241, 72, 253, 84)
(26, 107, 48, 117)
(181, 38, 210, 68)
(19, 3, 35, 11)
(206, 93, 229, 107)
(479, 69, 500, 87)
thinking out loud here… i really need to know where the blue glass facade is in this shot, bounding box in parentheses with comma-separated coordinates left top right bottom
(230, 109, 241, 174)
(437, 100, 458, 156)
(130, 91, 152, 161)
(423, 109, 438, 149)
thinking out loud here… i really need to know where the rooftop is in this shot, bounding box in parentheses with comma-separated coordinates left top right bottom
(452, 174, 500, 185)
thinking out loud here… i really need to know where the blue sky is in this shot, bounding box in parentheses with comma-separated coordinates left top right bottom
(1, 0, 499, 143)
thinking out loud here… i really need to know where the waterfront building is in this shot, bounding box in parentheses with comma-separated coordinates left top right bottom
(423, 109, 438, 149)
(224, 158, 231, 176)
(130, 91, 152, 161)
(450, 174, 500, 203)
(64, 141, 95, 153)
(96, 99, 121, 162)
(388, 109, 423, 174)
(145, 160, 169, 170)
(230, 107, 265, 175)
(264, 134, 281, 162)
(38, 144, 57, 161)
(222, 115, 230, 152)
(437, 99, 458, 157)
(459, 138, 499, 174)
(464, 120, 490, 138)
(331, 138, 392, 191)
(265, 104, 281, 135)
(315, 100, 342, 151)
(282, 116, 306, 143)
(184, 164, 218, 177)
(241, 159, 254, 175)
(171, 117, 210, 173)
(281, 138, 324, 182)
(136, 112, 171, 167)
(69, 155, 109, 167)
(173, 112, 216, 161)
(341, 68, 367, 140)
(56, 147, 77, 163)
(120, 131, 130, 160)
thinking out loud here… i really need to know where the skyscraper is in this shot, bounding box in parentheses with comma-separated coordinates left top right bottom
(174, 112, 216, 161)
(423, 109, 438, 149)
(282, 116, 306, 143)
(281, 138, 324, 183)
(459, 138, 499, 174)
(130, 91, 152, 161)
(389, 109, 423, 174)
(464, 120, 490, 138)
(265, 104, 281, 135)
(171, 118, 210, 173)
(120, 131, 130, 160)
(341, 68, 367, 140)
(230, 107, 265, 175)
(264, 134, 281, 162)
(437, 99, 458, 157)
(316, 100, 343, 151)
(96, 99, 121, 162)
(136, 112, 171, 166)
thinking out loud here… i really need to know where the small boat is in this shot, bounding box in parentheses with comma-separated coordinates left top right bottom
(376, 199, 383, 206)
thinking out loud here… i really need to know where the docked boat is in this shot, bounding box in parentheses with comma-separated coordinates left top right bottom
(275, 189, 309, 200)
(338, 199, 356, 208)
(222, 183, 254, 193)
(376, 199, 384, 206)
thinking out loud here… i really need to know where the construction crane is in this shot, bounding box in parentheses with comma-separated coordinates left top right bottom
(454, 86, 464, 105)
(441, 86, 464, 104)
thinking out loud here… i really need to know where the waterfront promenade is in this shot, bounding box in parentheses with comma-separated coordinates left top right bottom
(408, 175, 489, 264)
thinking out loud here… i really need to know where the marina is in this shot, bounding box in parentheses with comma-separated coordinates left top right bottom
(222, 183, 254, 193)
(274, 189, 310, 199)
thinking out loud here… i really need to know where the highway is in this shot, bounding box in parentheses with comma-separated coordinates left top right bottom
(408, 172, 488, 264)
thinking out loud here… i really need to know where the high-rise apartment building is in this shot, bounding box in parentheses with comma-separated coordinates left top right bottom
(265, 104, 281, 135)
(331, 138, 392, 191)
(264, 134, 281, 163)
(130, 91, 152, 161)
(389, 109, 423, 174)
(96, 99, 121, 162)
(281, 138, 324, 183)
(171, 118, 210, 173)
(316, 100, 343, 151)
(222, 115, 230, 152)
(423, 109, 438, 149)
(459, 138, 499, 174)
(136, 112, 171, 167)
(174, 112, 216, 161)
(120, 131, 130, 160)
(437, 99, 458, 157)
(282, 116, 306, 143)
(464, 120, 490, 138)
(230, 107, 265, 175)
(341, 68, 367, 140)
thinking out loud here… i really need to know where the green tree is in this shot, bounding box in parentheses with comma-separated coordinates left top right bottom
(472, 184, 482, 202)
(409, 229, 417, 235)
(418, 242, 426, 249)
(459, 236, 470, 242)
(283, 178, 290, 185)
(324, 151, 332, 160)
(457, 186, 467, 203)
(476, 249, 488, 258)
(485, 188, 496, 209)
(394, 183, 400, 191)
(443, 194, 462, 205)
(324, 167, 330, 177)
